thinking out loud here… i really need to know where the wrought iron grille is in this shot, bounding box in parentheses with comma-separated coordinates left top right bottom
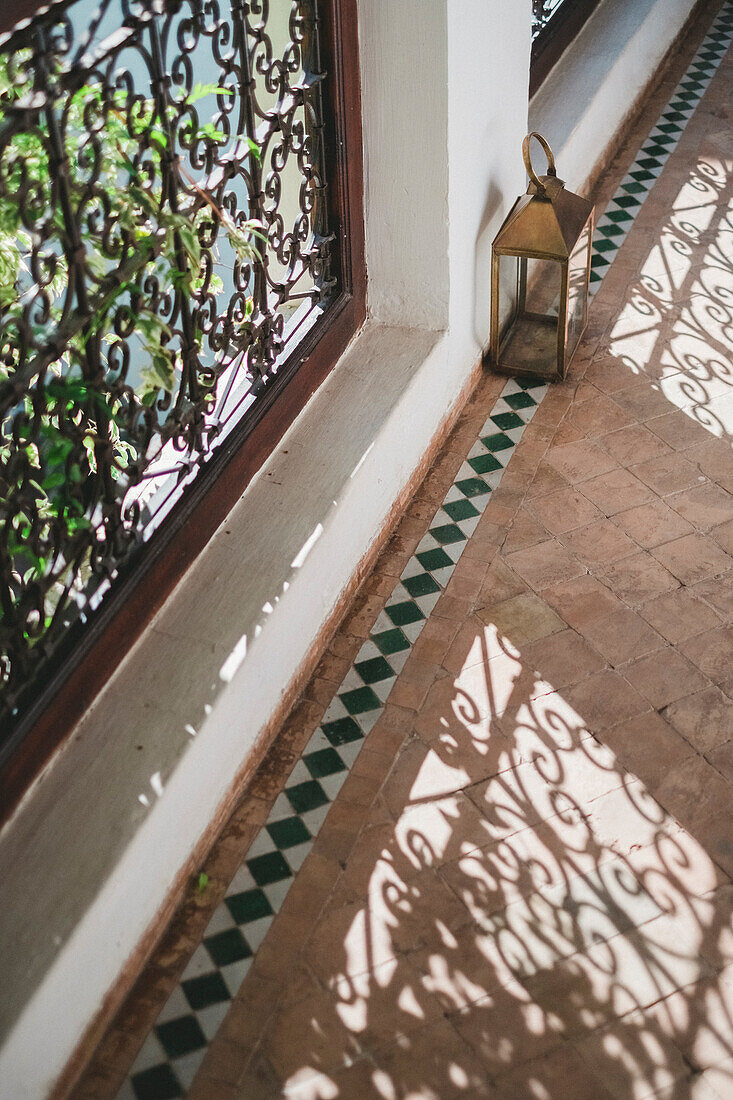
(0, 0, 339, 735)
(532, 0, 568, 38)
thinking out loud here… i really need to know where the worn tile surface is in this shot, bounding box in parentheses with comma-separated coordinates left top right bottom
(73, 4, 733, 1098)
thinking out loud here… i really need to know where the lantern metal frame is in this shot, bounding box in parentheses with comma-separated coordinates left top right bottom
(489, 132, 594, 383)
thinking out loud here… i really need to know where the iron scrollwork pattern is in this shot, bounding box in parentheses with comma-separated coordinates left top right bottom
(531, 0, 567, 36)
(0, 0, 337, 733)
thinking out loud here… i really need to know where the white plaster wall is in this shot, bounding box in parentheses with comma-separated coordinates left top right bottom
(0, 3, 538, 1095)
(530, 0, 698, 192)
(359, 0, 450, 330)
(447, 0, 533, 363)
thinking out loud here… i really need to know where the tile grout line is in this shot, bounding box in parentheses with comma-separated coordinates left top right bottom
(120, 6, 733, 1096)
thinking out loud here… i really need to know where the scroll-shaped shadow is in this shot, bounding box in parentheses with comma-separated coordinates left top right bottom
(248, 609, 733, 1099)
(244, 139, 733, 1100)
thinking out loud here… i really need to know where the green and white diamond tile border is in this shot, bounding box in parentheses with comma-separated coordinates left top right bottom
(118, 379, 545, 1100)
(590, 0, 733, 293)
(121, 10, 733, 1098)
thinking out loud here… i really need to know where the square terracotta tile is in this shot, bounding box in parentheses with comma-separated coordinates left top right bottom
(707, 740, 733, 784)
(529, 487, 603, 535)
(713, 518, 733, 557)
(578, 468, 655, 516)
(565, 671, 650, 732)
(502, 509, 550, 554)
(599, 423, 671, 466)
(568, 394, 635, 438)
(641, 588, 722, 645)
(542, 575, 624, 631)
(646, 409, 713, 450)
(614, 499, 694, 548)
(600, 552, 680, 606)
(476, 593, 565, 646)
(667, 482, 733, 531)
(653, 755, 733, 832)
(505, 540, 586, 593)
(600, 711, 696, 789)
(527, 461, 572, 499)
(612, 384, 675, 423)
(630, 453, 702, 496)
(691, 572, 733, 619)
(624, 648, 708, 709)
(545, 440, 618, 485)
(662, 685, 733, 753)
(561, 520, 638, 567)
(584, 356, 641, 395)
(521, 629, 606, 689)
(580, 608, 664, 667)
(681, 627, 733, 684)
(652, 534, 733, 586)
(685, 437, 733, 483)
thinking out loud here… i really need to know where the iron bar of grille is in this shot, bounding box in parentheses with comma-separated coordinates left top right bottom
(531, 0, 570, 38)
(0, 0, 338, 735)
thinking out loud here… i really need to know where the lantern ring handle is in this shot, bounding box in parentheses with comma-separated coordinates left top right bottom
(522, 132, 557, 193)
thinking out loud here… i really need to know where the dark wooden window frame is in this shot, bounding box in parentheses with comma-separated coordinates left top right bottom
(0, 0, 365, 820)
(530, 0, 602, 97)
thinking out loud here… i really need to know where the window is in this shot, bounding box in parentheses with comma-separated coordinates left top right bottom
(0, 0, 364, 807)
(531, 0, 602, 95)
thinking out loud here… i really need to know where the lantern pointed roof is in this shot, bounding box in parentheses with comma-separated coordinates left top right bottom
(493, 180, 592, 259)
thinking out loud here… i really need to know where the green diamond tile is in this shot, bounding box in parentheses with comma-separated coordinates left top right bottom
(612, 195, 641, 208)
(604, 210, 633, 223)
(340, 685, 381, 714)
(642, 143, 670, 157)
(635, 156, 663, 170)
(386, 600, 424, 627)
(591, 254, 611, 269)
(225, 888, 273, 925)
(442, 498, 479, 523)
(355, 654, 396, 683)
(322, 716, 363, 745)
(182, 971, 230, 1011)
(132, 1064, 182, 1100)
(267, 815, 312, 849)
(204, 927, 253, 966)
(304, 747, 348, 779)
(429, 522, 467, 544)
(480, 431, 513, 451)
(402, 572, 441, 598)
(416, 545, 451, 572)
(468, 452, 503, 475)
(621, 182, 648, 194)
(491, 411, 524, 430)
(503, 391, 536, 410)
(456, 476, 490, 498)
(286, 779, 330, 815)
(596, 222, 624, 236)
(247, 850, 293, 886)
(655, 122, 681, 134)
(371, 627, 411, 656)
(156, 1016, 207, 1060)
(594, 238, 619, 253)
(628, 169, 656, 181)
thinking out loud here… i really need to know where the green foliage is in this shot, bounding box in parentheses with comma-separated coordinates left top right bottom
(0, 57, 264, 651)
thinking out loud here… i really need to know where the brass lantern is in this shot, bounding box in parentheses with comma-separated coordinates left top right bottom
(490, 132, 594, 382)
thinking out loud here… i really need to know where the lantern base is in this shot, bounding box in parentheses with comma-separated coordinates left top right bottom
(492, 314, 564, 383)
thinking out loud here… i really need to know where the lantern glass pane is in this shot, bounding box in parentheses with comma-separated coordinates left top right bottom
(567, 219, 591, 361)
(497, 255, 561, 378)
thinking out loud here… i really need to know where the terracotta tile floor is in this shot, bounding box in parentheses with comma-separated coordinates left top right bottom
(77, 7, 733, 1099)
(175, 36, 733, 1100)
